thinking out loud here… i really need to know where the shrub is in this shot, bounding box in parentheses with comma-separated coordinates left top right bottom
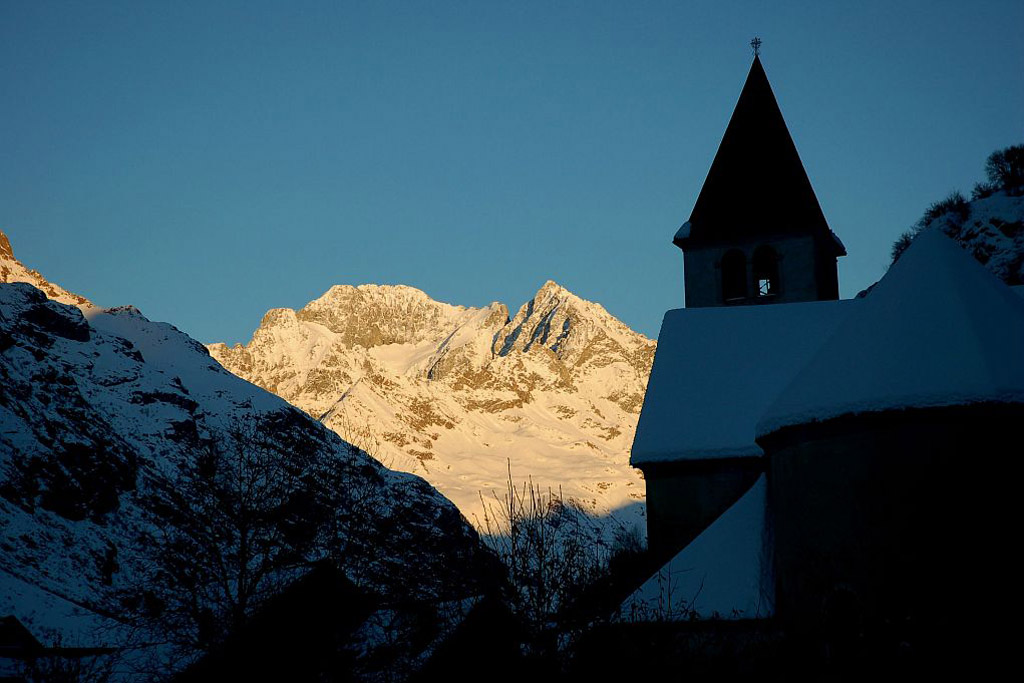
(890, 230, 916, 264)
(890, 144, 1024, 265)
(476, 462, 611, 658)
(971, 181, 996, 200)
(920, 190, 969, 226)
(890, 190, 969, 263)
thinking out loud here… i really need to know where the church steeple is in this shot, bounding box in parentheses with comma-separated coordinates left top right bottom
(676, 54, 846, 308)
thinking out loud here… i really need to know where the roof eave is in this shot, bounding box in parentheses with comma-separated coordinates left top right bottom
(823, 231, 847, 257)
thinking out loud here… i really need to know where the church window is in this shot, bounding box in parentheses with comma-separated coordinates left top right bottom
(753, 245, 779, 297)
(722, 249, 747, 302)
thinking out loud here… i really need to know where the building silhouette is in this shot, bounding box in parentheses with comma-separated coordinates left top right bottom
(626, 53, 1024, 666)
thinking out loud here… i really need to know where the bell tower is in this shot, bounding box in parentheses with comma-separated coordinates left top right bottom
(675, 49, 846, 308)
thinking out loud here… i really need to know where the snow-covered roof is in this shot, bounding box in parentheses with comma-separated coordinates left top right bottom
(631, 298, 850, 463)
(0, 569, 121, 649)
(619, 474, 772, 621)
(757, 229, 1024, 437)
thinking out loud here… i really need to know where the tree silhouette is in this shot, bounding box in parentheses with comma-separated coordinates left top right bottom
(124, 411, 348, 663)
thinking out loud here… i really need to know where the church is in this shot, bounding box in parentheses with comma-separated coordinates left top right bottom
(622, 48, 1024, 656)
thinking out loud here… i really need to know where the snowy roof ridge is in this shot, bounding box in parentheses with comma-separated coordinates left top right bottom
(631, 299, 850, 465)
(756, 229, 1024, 437)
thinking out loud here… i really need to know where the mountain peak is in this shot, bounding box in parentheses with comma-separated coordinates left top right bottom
(491, 279, 654, 367)
(0, 230, 13, 260)
(308, 283, 469, 316)
(209, 277, 655, 532)
(539, 278, 564, 291)
(321, 283, 434, 301)
(289, 283, 482, 349)
(535, 279, 573, 300)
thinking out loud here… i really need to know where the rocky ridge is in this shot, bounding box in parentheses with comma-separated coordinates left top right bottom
(0, 230, 92, 307)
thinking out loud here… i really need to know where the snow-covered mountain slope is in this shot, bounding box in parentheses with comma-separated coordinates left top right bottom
(0, 230, 93, 308)
(0, 234, 492, 672)
(896, 191, 1024, 285)
(209, 281, 655, 530)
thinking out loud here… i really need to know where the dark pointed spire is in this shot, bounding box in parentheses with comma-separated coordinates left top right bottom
(674, 56, 845, 256)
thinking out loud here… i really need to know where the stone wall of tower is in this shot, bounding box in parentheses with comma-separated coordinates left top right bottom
(683, 234, 824, 308)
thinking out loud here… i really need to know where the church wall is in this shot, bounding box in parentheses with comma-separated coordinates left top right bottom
(641, 457, 762, 563)
(683, 235, 824, 308)
(762, 404, 1022, 638)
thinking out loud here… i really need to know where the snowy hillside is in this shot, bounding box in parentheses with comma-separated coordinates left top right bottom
(209, 281, 655, 530)
(891, 142, 1024, 285)
(916, 191, 1024, 284)
(0, 232, 491, 675)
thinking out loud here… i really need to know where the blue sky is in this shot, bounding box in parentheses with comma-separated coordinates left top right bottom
(2, 1, 1022, 343)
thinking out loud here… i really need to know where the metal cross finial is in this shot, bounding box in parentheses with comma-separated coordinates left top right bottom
(751, 37, 762, 57)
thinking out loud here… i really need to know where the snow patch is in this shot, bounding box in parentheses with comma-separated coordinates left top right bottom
(620, 475, 772, 621)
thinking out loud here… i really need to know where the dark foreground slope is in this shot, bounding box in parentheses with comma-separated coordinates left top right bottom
(0, 279, 493, 678)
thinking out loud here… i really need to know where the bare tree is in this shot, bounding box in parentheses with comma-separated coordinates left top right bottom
(115, 409, 492, 676)
(16, 655, 115, 683)
(123, 412, 346, 664)
(476, 461, 611, 657)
